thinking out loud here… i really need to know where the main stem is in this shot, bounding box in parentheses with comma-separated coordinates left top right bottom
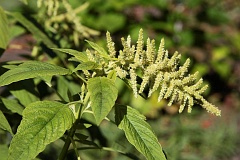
(58, 91, 90, 160)
(58, 121, 78, 160)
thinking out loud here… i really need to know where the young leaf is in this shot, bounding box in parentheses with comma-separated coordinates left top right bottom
(107, 70, 117, 82)
(87, 77, 118, 125)
(0, 61, 71, 86)
(51, 48, 88, 62)
(7, 101, 75, 160)
(0, 110, 13, 135)
(73, 61, 99, 72)
(85, 40, 110, 59)
(115, 105, 167, 160)
(0, 7, 9, 55)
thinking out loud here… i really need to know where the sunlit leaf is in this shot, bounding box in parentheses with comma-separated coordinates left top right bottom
(87, 77, 118, 125)
(85, 40, 110, 59)
(115, 105, 166, 160)
(7, 101, 75, 160)
(0, 61, 71, 86)
(51, 48, 88, 62)
(73, 61, 99, 72)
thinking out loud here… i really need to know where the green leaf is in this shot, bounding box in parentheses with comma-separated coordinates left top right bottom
(57, 76, 81, 102)
(115, 105, 166, 160)
(0, 61, 71, 86)
(87, 77, 118, 125)
(73, 61, 99, 72)
(7, 101, 75, 160)
(0, 110, 13, 135)
(0, 7, 9, 56)
(1, 98, 24, 115)
(40, 76, 53, 87)
(0, 145, 8, 160)
(51, 48, 88, 62)
(9, 80, 39, 106)
(10, 89, 39, 107)
(85, 40, 110, 59)
(107, 70, 117, 82)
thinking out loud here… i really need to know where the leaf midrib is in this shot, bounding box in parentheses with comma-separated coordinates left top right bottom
(125, 114, 161, 160)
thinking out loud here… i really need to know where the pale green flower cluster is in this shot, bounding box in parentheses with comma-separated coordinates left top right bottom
(78, 28, 220, 116)
(36, 0, 99, 46)
(103, 29, 220, 116)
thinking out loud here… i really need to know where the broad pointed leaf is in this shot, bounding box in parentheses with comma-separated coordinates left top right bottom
(73, 61, 99, 72)
(0, 7, 9, 56)
(51, 48, 88, 62)
(115, 105, 166, 160)
(87, 77, 118, 125)
(0, 110, 13, 135)
(7, 101, 75, 160)
(0, 61, 71, 86)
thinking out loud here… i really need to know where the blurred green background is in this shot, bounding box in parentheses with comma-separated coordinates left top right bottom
(0, 0, 240, 159)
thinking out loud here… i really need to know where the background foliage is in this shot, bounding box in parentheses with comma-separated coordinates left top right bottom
(0, 0, 240, 159)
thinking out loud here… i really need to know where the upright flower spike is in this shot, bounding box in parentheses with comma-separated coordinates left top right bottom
(120, 37, 130, 62)
(106, 31, 116, 58)
(86, 49, 95, 62)
(148, 72, 164, 97)
(86, 29, 221, 116)
(129, 67, 138, 98)
(156, 38, 165, 63)
(197, 84, 208, 94)
(139, 75, 150, 94)
(127, 35, 131, 47)
(37, 0, 43, 8)
(146, 38, 154, 63)
(134, 29, 144, 66)
(168, 51, 181, 69)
